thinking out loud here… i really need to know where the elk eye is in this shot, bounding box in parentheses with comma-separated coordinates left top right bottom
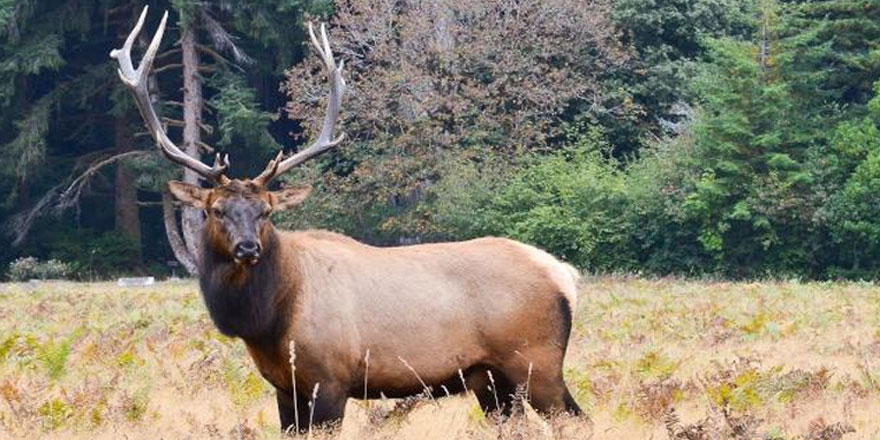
(212, 209, 224, 218)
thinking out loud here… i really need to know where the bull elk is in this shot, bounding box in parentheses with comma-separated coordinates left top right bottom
(112, 7, 583, 432)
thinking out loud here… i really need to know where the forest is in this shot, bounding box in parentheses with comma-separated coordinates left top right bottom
(2, 0, 880, 280)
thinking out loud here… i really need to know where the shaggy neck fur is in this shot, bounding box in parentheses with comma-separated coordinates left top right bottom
(198, 225, 288, 343)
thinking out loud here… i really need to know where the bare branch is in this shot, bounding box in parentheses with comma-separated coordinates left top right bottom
(5, 182, 65, 246)
(152, 63, 183, 74)
(197, 141, 215, 154)
(200, 9, 254, 65)
(58, 151, 149, 210)
(4, 150, 149, 246)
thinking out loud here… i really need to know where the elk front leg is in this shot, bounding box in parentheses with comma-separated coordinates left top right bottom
(302, 382, 347, 432)
(276, 388, 301, 434)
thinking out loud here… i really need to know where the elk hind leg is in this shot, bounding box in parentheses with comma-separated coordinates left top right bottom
(512, 296, 583, 417)
(524, 370, 582, 417)
(496, 350, 582, 417)
(466, 367, 518, 418)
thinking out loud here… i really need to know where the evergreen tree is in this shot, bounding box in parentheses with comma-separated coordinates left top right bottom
(677, 1, 822, 275)
(778, 0, 880, 111)
(0, 1, 322, 277)
(604, 0, 759, 154)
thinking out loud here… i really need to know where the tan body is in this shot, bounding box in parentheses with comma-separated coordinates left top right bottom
(112, 10, 583, 431)
(221, 228, 582, 431)
(251, 231, 578, 398)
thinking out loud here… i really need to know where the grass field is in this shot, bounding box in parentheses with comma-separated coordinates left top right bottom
(0, 278, 878, 439)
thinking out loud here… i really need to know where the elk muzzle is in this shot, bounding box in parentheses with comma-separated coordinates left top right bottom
(235, 240, 262, 263)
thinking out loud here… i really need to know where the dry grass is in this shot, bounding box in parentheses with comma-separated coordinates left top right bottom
(0, 277, 878, 439)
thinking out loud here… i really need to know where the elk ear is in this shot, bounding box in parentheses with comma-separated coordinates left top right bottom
(270, 186, 312, 211)
(168, 181, 209, 209)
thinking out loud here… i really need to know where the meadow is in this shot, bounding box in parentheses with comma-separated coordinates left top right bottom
(0, 278, 878, 439)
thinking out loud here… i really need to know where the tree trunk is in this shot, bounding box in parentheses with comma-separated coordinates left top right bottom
(144, 56, 199, 276)
(163, 192, 198, 275)
(181, 19, 205, 273)
(130, 8, 200, 277)
(114, 115, 143, 264)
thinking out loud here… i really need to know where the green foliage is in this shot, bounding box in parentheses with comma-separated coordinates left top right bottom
(38, 398, 73, 430)
(623, 133, 713, 273)
(430, 152, 515, 240)
(0, 94, 51, 180)
(222, 357, 268, 410)
(170, 0, 200, 28)
(778, 0, 880, 109)
(37, 329, 82, 380)
(614, 0, 757, 60)
(209, 72, 279, 153)
(433, 134, 635, 270)
(635, 349, 680, 380)
(486, 151, 631, 270)
(0, 0, 20, 34)
(679, 32, 819, 275)
(822, 93, 880, 276)
(85, 232, 142, 278)
(706, 368, 766, 412)
(0, 331, 17, 363)
(0, 33, 64, 105)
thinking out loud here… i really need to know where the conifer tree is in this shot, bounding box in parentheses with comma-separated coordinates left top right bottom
(0, 1, 320, 276)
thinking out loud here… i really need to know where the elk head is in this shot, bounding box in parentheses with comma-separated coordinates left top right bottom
(111, 7, 345, 265)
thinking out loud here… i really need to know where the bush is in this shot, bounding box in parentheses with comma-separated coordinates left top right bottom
(430, 152, 516, 240)
(823, 118, 880, 276)
(489, 149, 634, 270)
(432, 136, 636, 271)
(7, 257, 74, 281)
(623, 131, 715, 274)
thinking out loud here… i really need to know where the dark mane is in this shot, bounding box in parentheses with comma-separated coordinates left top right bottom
(199, 228, 290, 344)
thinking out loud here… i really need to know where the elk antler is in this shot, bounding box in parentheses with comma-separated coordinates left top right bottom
(253, 22, 346, 187)
(110, 6, 230, 185)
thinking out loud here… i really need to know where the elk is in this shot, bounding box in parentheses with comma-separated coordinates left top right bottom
(112, 7, 583, 432)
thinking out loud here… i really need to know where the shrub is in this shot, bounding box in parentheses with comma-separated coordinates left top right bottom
(430, 151, 516, 240)
(433, 138, 636, 271)
(7, 257, 74, 281)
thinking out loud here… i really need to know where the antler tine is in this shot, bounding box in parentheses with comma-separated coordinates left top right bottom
(310, 22, 331, 65)
(109, 6, 146, 85)
(254, 21, 346, 187)
(111, 6, 229, 185)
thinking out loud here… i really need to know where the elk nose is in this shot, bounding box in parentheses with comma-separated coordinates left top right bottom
(235, 241, 261, 260)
